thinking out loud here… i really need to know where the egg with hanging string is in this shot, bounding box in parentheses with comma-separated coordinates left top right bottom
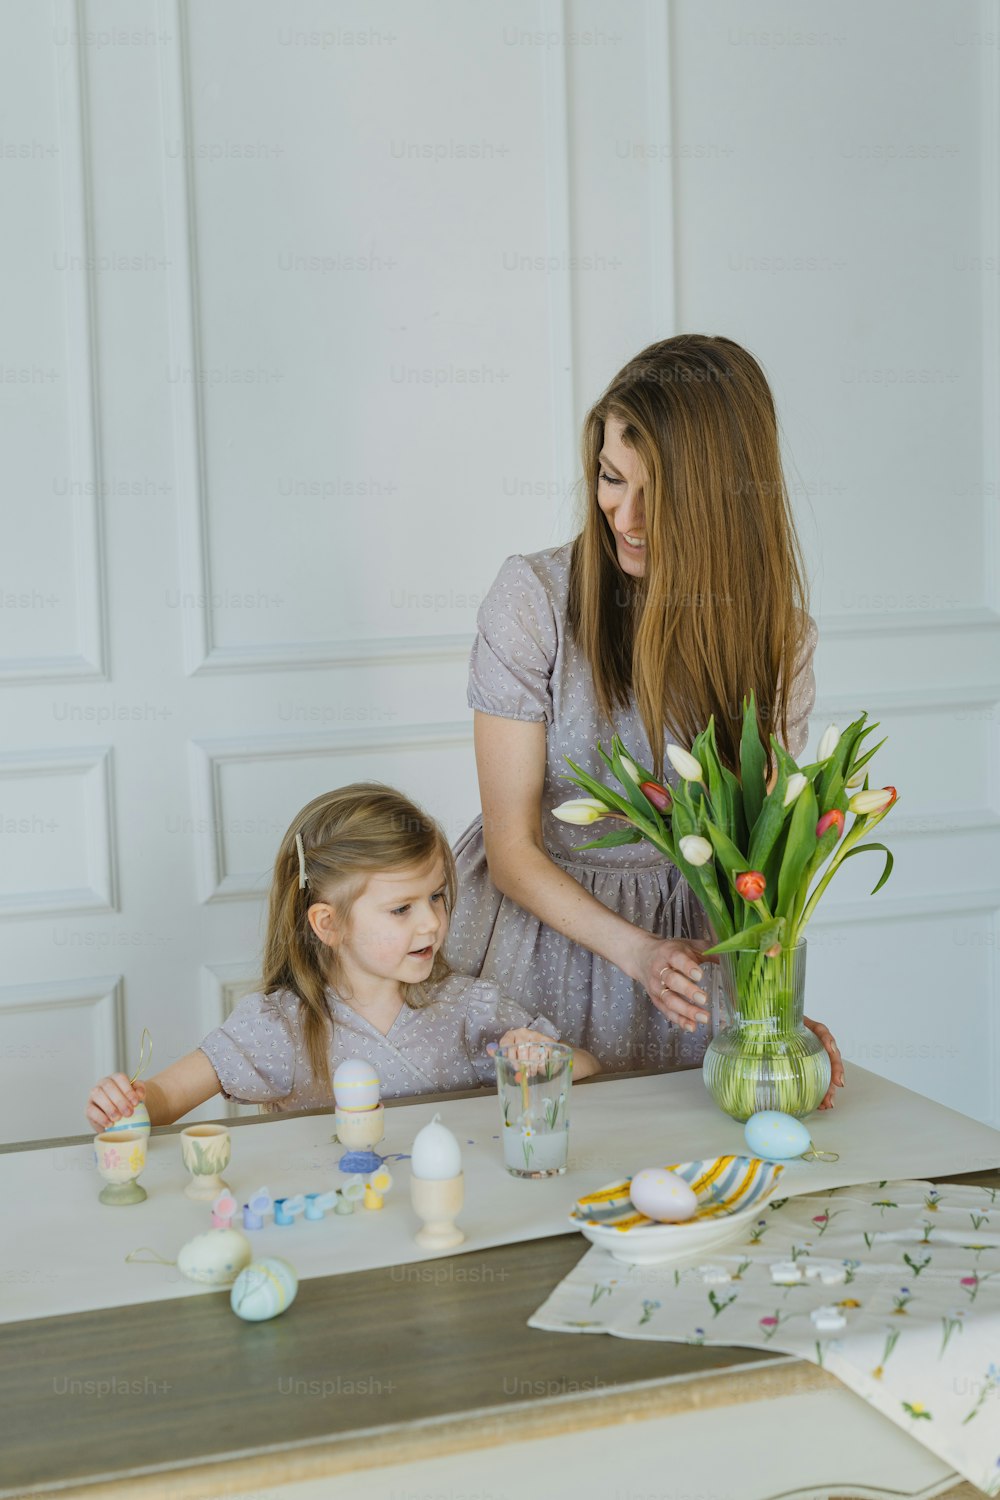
(744, 1111, 812, 1161)
(103, 1102, 151, 1138)
(178, 1229, 253, 1286)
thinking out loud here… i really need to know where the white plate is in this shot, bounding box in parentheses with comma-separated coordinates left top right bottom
(569, 1155, 784, 1267)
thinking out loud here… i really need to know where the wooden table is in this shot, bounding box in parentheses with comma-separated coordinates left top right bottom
(2, 1081, 994, 1500)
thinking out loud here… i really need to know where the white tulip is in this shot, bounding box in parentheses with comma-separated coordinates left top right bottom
(552, 798, 612, 826)
(783, 773, 808, 808)
(845, 770, 865, 788)
(619, 754, 642, 784)
(817, 724, 840, 761)
(848, 788, 895, 816)
(666, 744, 703, 781)
(679, 835, 713, 866)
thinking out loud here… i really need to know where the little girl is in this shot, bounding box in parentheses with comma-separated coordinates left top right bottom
(86, 783, 599, 1130)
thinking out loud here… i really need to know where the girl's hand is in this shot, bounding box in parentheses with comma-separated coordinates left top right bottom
(804, 1016, 845, 1109)
(634, 936, 718, 1034)
(490, 1028, 562, 1078)
(87, 1075, 145, 1133)
(496, 1026, 557, 1052)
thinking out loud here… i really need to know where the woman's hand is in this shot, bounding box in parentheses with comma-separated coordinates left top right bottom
(631, 935, 718, 1033)
(87, 1074, 145, 1132)
(804, 1015, 845, 1109)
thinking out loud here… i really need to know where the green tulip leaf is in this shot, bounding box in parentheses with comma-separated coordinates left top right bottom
(572, 828, 644, 851)
(777, 782, 819, 916)
(839, 841, 894, 895)
(740, 691, 767, 835)
(703, 915, 785, 956)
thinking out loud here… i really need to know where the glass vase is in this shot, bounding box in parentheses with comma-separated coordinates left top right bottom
(701, 940, 830, 1122)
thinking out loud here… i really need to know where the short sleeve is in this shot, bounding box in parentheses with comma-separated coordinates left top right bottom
(198, 990, 297, 1105)
(461, 979, 561, 1086)
(468, 554, 558, 724)
(778, 611, 818, 762)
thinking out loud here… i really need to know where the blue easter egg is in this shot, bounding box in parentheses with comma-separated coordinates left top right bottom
(230, 1258, 298, 1322)
(103, 1102, 151, 1138)
(744, 1110, 811, 1161)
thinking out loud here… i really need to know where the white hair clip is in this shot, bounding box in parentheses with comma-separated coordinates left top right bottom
(294, 832, 308, 891)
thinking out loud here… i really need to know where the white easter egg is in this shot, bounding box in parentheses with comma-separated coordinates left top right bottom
(410, 1114, 462, 1181)
(103, 1102, 151, 1138)
(744, 1110, 811, 1161)
(629, 1167, 698, 1223)
(231, 1257, 298, 1321)
(333, 1058, 381, 1111)
(177, 1229, 252, 1286)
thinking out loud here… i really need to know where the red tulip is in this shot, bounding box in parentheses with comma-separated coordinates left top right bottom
(816, 808, 845, 841)
(735, 870, 766, 901)
(640, 780, 672, 814)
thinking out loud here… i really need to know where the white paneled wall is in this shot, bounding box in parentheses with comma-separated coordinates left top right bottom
(1, 0, 997, 1143)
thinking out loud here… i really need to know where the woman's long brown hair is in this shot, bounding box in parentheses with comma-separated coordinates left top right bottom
(260, 783, 457, 1096)
(567, 334, 812, 778)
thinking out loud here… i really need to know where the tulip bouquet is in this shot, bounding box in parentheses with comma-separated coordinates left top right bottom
(553, 696, 897, 1119)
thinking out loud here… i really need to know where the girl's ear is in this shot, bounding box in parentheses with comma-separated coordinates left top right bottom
(307, 902, 340, 948)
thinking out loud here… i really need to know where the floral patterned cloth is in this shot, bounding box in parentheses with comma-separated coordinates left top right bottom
(529, 1178, 1000, 1494)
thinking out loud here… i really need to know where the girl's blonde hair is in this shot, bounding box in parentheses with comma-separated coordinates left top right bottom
(567, 333, 812, 778)
(260, 782, 457, 1095)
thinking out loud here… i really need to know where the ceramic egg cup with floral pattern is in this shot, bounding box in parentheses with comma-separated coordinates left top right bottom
(94, 1128, 148, 1205)
(570, 1154, 784, 1266)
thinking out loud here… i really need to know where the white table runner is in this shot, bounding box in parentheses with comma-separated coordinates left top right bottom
(2, 1067, 998, 1325)
(528, 1178, 1000, 1496)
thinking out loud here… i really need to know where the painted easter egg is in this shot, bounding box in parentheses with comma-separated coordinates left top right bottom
(178, 1229, 252, 1286)
(103, 1101, 151, 1138)
(629, 1167, 698, 1223)
(230, 1258, 298, 1322)
(744, 1110, 812, 1161)
(333, 1059, 381, 1112)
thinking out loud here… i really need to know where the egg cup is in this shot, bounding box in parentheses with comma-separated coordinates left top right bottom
(180, 1123, 231, 1201)
(95, 1129, 148, 1206)
(410, 1173, 465, 1250)
(335, 1103, 384, 1175)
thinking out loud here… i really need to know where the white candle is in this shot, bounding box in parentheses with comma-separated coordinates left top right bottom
(410, 1113, 462, 1181)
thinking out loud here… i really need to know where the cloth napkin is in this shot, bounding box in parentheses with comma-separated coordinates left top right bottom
(529, 1178, 1000, 1495)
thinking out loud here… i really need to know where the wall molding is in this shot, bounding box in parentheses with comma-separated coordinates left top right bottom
(0, 746, 117, 919)
(820, 606, 1000, 640)
(540, 0, 577, 511)
(810, 888, 999, 1127)
(644, 0, 677, 337)
(0, 971, 123, 1066)
(188, 722, 474, 903)
(200, 963, 262, 1118)
(980, 0, 999, 617)
(812, 682, 1000, 718)
(158, 0, 492, 678)
(0, 0, 108, 684)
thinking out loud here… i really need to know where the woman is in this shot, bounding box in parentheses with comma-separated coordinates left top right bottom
(444, 334, 843, 1104)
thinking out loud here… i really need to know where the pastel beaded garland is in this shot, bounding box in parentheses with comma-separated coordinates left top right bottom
(230, 1258, 298, 1322)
